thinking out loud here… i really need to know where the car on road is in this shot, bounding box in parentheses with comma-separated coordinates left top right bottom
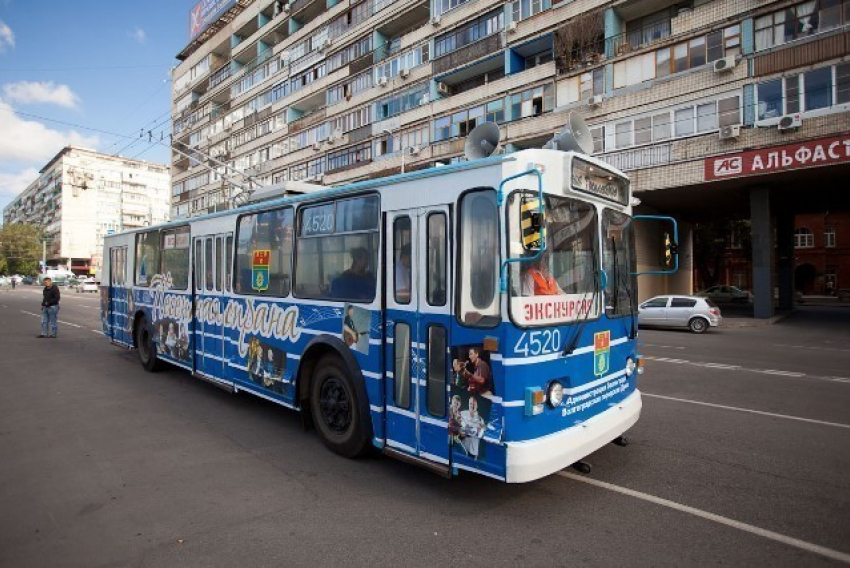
(638, 295, 722, 333)
(695, 285, 753, 304)
(22, 276, 34, 285)
(75, 277, 99, 293)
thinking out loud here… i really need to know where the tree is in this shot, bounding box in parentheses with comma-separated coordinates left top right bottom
(0, 223, 43, 275)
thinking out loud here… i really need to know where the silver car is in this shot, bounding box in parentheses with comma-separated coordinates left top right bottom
(638, 295, 722, 334)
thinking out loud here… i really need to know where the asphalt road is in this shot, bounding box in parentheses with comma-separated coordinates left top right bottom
(1, 287, 848, 567)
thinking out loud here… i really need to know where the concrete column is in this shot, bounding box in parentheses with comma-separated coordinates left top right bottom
(776, 210, 795, 311)
(750, 187, 774, 318)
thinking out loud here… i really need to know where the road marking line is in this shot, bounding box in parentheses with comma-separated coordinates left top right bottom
(556, 471, 850, 565)
(91, 329, 104, 335)
(644, 393, 850, 429)
(774, 343, 850, 353)
(19, 310, 83, 328)
(644, 356, 839, 384)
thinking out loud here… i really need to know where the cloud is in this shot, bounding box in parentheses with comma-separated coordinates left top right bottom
(2, 81, 80, 109)
(129, 27, 146, 44)
(0, 103, 100, 166)
(0, 20, 13, 52)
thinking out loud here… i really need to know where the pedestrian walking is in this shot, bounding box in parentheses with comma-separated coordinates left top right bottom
(39, 277, 60, 338)
(11, 277, 16, 290)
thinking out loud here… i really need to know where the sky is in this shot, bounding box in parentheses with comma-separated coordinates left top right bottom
(0, 0, 201, 217)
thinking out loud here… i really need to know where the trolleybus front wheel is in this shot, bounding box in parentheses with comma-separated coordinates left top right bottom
(135, 317, 163, 373)
(310, 357, 370, 458)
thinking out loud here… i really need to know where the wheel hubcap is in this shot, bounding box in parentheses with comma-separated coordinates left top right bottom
(319, 377, 351, 434)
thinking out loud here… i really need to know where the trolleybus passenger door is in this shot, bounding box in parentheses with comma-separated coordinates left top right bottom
(192, 234, 231, 380)
(108, 246, 128, 344)
(384, 206, 452, 467)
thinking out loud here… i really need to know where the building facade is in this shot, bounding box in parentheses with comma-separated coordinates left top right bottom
(2, 147, 171, 276)
(172, 0, 850, 310)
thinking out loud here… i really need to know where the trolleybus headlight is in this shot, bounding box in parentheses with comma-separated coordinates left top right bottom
(625, 357, 636, 377)
(547, 381, 564, 408)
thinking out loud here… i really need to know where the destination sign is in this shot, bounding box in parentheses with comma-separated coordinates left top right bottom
(571, 157, 629, 205)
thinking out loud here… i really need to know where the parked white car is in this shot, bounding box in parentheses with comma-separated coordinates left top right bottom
(76, 278, 99, 293)
(638, 295, 722, 334)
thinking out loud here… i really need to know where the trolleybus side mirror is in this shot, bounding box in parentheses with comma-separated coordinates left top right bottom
(632, 215, 679, 275)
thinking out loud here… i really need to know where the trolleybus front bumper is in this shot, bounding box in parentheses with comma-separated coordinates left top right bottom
(504, 390, 642, 483)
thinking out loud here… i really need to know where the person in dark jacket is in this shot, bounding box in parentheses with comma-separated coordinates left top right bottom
(39, 277, 61, 338)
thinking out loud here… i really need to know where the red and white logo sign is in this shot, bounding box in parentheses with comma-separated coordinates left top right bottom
(705, 135, 850, 181)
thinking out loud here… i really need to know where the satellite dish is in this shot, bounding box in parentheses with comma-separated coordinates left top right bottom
(543, 112, 594, 154)
(464, 122, 501, 160)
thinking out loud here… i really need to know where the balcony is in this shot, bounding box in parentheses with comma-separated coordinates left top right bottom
(606, 18, 671, 57)
(208, 63, 232, 90)
(555, 35, 606, 75)
(433, 34, 503, 76)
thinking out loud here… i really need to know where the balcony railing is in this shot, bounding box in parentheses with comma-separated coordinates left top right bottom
(606, 19, 671, 57)
(208, 64, 232, 90)
(556, 36, 606, 74)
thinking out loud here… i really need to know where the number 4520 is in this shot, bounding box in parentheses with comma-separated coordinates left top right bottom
(513, 329, 562, 357)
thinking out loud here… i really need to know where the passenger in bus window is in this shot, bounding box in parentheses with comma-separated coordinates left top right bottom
(330, 247, 375, 300)
(395, 243, 411, 302)
(522, 254, 564, 296)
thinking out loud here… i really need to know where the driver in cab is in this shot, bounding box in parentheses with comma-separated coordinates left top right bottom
(522, 254, 564, 296)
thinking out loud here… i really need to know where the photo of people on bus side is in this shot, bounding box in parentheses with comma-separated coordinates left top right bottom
(341, 303, 370, 354)
(246, 336, 288, 395)
(449, 344, 500, 461)
(154, 317, 190, 362)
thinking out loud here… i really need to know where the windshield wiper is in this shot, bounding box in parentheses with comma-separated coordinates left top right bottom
(562, 244, 599, 356)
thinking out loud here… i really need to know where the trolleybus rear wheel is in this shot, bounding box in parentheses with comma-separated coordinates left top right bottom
(136, 317, 163, 373)
(310, 357, 369, 458)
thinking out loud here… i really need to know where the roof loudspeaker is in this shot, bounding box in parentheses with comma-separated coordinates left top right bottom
(543, 112, 594, 154)
(464, 122, 501, 160)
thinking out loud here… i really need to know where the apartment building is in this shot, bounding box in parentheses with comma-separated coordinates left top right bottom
(172, 0, 850, 313)
(2, 147, 171, 276)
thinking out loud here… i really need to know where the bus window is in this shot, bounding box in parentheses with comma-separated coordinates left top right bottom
(225, 235, 233, 292)
(215, 236, 224, 291)
(194, 240, 203, 292)
(458, 190, 499, 326)
(135, 230, 160, 286)
(296, 195, 379, 302)
(427, 213, 447, 306)
(394, 322, 411, 409)
(160, 226, 190, 289)
(235, 208, 293, 296)
(205, 239, 214, 292)
(393, 216, 411, 304)
(427, 325, 447, 417)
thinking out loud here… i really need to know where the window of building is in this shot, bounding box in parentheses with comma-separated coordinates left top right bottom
(615, 121, 632, 148)
(235, 208, 293, 297)
(434, 9, 504, 57)
(295, 195, 380, 302)
(825, 227, 836, 247)
(794, 227, 814, 248)
(435, 0, 471, 17)
(510, 84, 554, 120)
(757, 78, 784, 120)
(805, 66, 833, 110)
(837, 62, 850, 104)
(511, 0, 551, 22)
(755, 0, 850, 51)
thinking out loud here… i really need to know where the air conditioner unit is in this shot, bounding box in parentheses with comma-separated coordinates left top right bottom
(327, 134, 338, 144)
(318, 38, 332, 51)
(312, 141, 322, 151)
(378, 76, 389, 87)
(419, 94, 430, 106)
(436, 82, 449, 95)
(399, 68, 410, 79)
(713, 56, 737, 73)
(507, 21, 518, 33)
(587, 94, 605, 107)
(409, 145, 421, 156)
(283, 3, 291, 12)
(719, 124, 740, 140)
(778, 113, 802, 131)
(431, 15, 441, 26)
